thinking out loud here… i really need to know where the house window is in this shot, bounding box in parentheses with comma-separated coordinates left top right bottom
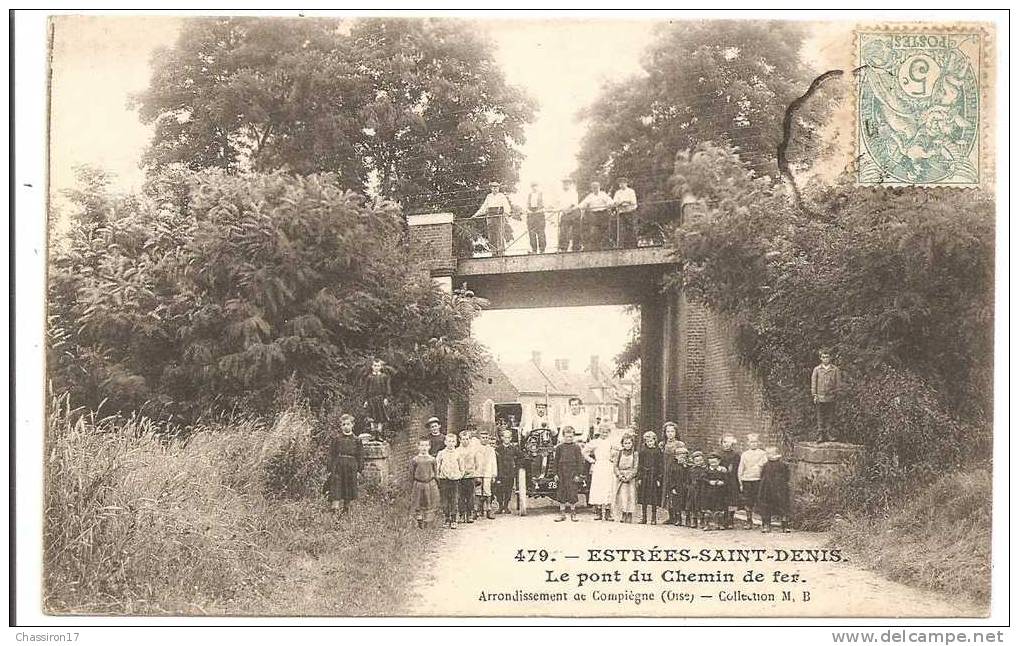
(487, 378, 493, 384)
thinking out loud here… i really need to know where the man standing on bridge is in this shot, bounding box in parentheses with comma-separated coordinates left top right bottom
(473, 181, 513, 256)
(557, 178, 581, 252)
(578, 180, 614, 251)
(525, 181, 547, 254)
(613, 177, 639, 248)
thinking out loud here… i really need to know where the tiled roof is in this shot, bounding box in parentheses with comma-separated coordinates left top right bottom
(499, 361, 570, 396)
(484, 357, 636, 405)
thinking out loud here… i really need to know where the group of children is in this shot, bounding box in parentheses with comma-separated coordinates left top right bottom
(327, 410, 792, 533)
(644, 423, 791, 532)
(408, 417, 527, 528)
(576, 422, 790, 532)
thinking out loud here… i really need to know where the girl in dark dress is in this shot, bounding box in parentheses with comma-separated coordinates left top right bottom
(718, 435, 742, 529)
(327, 413, 363, 514)
(659, 423, 683, 521)
(363, 358, 392, 440)
(757, 446, 792, 533)
(665, 447, 690, 526)
(637, 431, 664, 524)
(553, 427, 585, 522)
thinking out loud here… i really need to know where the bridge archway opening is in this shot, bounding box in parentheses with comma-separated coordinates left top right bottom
(469, 305, 640, 435)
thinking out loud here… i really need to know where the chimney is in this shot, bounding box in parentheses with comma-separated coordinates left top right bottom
(531, 351, 542, 366)
(589, 355, 600, 377)
(555, 358, 569, 371)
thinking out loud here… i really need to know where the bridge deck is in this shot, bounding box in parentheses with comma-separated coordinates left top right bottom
(454, 246, 678, 309)
(456, 245, 676, 277)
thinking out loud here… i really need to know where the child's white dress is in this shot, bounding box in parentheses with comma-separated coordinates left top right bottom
(584, 437, 615, 505)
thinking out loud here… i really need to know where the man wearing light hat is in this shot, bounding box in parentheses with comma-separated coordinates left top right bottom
(557, 178, 581, 252)
(425, 416, 445, 457)
(525, 181, 547, 254)
(473, 181, 513, 256)
(612, 177, 639, 248)
(578, 180, 614, 250)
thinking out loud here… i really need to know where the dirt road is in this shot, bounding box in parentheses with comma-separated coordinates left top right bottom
(405, 505, 983, 618)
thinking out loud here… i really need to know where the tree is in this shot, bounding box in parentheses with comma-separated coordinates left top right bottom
(575, 21, 824, 225)
(49, 166, 486, 421)
(132, 17, 535, 215)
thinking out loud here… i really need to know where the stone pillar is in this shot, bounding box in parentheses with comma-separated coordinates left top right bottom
(790, 441, 865, 489)
(662, 292, 682, 424)
(407, 212, 456, 280)
(360, 440, 391, 486)
(640, 294, 666, 432)
(407, 214, 466, 432)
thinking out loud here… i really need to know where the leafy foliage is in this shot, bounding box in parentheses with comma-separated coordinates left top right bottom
(131, 17, 535, 215)
(664, 144, 994, 469)
(49, 166, 485, 422)
(576, 21, 829, 230)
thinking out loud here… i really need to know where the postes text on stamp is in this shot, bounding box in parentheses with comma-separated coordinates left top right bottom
(857, 30, 982, 186)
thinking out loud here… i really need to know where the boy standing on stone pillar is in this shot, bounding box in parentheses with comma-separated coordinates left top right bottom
(811, 349, 843, 443)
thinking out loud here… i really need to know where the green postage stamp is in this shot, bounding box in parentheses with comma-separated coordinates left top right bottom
(857, 29, 984, 186)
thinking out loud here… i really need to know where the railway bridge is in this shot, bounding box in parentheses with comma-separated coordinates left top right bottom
(406, 211, 777, 449)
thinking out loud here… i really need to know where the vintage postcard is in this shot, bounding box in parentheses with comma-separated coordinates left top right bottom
(30, 12, 1001, 624)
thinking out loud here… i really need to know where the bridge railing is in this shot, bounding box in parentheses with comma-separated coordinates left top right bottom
(453, 207, 667, 259)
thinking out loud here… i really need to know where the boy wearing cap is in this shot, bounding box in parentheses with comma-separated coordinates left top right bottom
(425, 417, 445, 457)
(701, 453, 730, 531)
(665, 445, 689, 526)
(457, 430, 479, 523)
(495, 428, 524, 514)
(757, 446, 792, 533)
(553, 427, 585, 522)
(685, 451, 707, 528)
(738, 434, 769, 529)
(476, 430, 499, 520)
(811, 349, 843, 443)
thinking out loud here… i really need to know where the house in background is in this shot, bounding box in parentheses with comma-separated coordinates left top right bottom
(469, 351, 639, 434)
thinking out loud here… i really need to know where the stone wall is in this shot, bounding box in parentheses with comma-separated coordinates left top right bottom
(668, 292, 777, 452)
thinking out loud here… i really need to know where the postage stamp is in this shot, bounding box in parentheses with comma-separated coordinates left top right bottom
(856, 29, 983, 186)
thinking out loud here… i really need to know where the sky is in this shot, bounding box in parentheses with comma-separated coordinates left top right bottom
(48, 16, 655, 370)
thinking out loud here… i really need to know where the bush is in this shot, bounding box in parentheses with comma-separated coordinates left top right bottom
(664, 144, 993, 480)
(49, 167, 485, 424)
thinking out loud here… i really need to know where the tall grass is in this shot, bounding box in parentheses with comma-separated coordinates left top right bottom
(824, 466, 992, 606)
(43, 392, 437, 615)
(43, 393, 303, 613)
